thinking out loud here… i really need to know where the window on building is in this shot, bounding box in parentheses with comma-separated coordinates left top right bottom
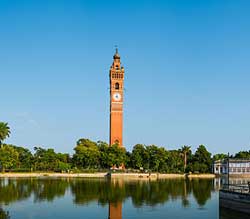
(115, 82, 119, 90)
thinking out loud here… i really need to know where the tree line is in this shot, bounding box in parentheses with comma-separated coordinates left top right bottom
(0, 122, 249, 173)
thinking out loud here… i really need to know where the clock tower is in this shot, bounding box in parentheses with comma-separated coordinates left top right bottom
(109, 48, 124, 146)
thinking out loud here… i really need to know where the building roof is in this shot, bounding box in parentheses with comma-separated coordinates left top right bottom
(214, 158, 250, 164)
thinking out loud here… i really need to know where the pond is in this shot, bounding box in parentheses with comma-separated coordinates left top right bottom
(0, 178, 249, 219)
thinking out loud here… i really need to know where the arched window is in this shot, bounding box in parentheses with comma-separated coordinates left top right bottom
(115, 82, 119, 90)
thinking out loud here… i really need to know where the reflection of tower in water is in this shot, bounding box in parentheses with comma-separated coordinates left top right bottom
(108, 179, 123, 219)
(108, 202, 122, 219)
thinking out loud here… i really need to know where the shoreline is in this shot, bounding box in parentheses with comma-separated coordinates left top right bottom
(0, 172, 216, 179)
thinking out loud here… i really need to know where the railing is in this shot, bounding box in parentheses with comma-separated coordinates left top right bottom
(221, 183, 250, 194)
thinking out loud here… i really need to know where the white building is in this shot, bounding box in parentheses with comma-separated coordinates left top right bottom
(213, 159, 250, 175)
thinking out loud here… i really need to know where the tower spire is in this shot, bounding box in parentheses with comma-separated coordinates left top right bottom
(113, 46, 120, 59)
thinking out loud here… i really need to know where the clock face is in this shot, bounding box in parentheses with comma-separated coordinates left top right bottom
(113, 93, 121, 101)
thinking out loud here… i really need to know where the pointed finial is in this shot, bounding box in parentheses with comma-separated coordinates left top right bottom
(113, 45, 120, 59)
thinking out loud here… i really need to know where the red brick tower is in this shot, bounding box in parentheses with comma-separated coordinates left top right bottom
(109, 48, 124, 146)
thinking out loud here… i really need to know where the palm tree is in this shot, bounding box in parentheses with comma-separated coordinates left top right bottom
(181, 146, 191, 172)
(0, 122, 10, 147)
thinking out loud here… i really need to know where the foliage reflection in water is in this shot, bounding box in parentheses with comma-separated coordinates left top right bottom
(0, 178, 248, 219)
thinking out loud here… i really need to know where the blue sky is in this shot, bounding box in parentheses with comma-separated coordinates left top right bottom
(1, 0, 250, 155)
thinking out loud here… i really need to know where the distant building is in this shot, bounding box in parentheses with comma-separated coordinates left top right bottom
(213, 159, 250, 175)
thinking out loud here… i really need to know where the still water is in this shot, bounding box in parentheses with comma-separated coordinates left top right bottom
(0, 178, 249, 219)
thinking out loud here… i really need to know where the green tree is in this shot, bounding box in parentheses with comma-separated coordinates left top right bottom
(166, 150, 183, 173)
(84, 140, 127, 169)
(73, 139, 100, 169)
(234, 151, 250, 159)
(97, 141, 110, 168)
(192, 145, 212, 173)
(0, 123, 10, 148)
(124, 151, 132, 168)
(11, 145, 33, 169)
(146, 145, 168, 172)
(33, 147, 70, 171)
(34, 147, 56, 171)
(131, 144, 146, 169)
(107, 143, 126, 168)
(0, 145, 19, 172)
(213, 153, 227, 161)
(180, 146, 191, 172)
